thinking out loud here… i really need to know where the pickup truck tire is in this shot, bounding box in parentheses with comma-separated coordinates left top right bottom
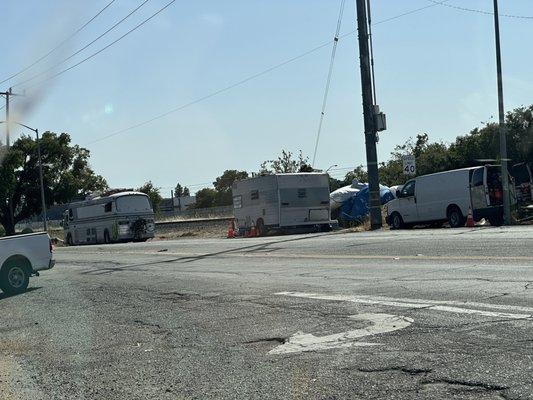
(0, 259, 30, 295)
(447, 206, 465, 228)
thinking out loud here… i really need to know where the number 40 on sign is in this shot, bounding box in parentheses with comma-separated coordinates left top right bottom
(402, 154, 416, 175)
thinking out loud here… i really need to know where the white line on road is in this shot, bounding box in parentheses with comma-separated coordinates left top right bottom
(276, 292, 533, 319)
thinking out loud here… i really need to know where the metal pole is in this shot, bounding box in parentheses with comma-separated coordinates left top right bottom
(5, 90, 10, 147)
(493, 0, 512, 225)
(356, 0, 382, 230)
(36, 129, 48, 231)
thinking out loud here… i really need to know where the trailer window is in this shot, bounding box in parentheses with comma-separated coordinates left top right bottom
(233, 195, 242, 209)
(104, 202, 112, 213)
(297, 188, 307, 198)
(472, 168, 484, 187)
(251, 190, 259, 200)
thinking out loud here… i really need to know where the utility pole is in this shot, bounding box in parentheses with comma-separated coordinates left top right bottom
(1, 87, 23, 233)
(35, 129, 48, 231)
(356, 0, 382, 230)
(492, 0, 512, 225)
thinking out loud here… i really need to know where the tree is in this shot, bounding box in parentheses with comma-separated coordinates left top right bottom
(0, 132, 107, 235)
(138, 181, 162, 213)
(174, 183, 183, 197)
(344, 165, 368, 186)
(259, 150, 313, 174)
(195, 188, 217, 208)
(174, 183, 191, 197)
(213, 169, 248, 206)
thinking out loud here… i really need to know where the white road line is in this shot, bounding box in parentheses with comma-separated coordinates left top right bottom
(276, 292, 533, 319)
(269, 313, 413, 355)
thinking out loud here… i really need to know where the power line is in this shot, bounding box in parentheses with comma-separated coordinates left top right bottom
(427, 0, 533, 19)
(20, 0, 176, 91)
(0, 0, 117, 86)
(311, 0, 346, 168)
(87, 1, 453, 145)
(13, 0, 151, 88)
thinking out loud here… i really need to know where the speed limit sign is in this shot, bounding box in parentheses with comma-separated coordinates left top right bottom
(402, 155, 416, 176)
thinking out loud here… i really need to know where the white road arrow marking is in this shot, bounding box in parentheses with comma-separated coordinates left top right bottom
(269, 313, 413, 355)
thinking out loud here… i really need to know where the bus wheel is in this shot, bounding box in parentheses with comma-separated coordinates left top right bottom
(104, 230, 111, 244)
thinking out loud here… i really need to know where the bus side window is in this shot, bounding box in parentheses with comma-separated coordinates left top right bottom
(104, 202, 112, 213)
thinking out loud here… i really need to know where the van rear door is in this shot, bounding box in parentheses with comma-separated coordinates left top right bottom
(470, 167, 488, 210)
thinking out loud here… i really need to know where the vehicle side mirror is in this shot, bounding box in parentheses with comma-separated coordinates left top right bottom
(396, 190, 401, 198)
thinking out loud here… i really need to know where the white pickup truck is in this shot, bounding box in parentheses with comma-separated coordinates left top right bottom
(0, 232, 55, 295)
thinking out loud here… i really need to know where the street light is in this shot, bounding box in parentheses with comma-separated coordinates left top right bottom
(0, 120, 47, 232)
(325, 164, 338, 173)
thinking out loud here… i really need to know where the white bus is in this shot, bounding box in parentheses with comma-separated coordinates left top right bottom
(62, 192, 155, 246)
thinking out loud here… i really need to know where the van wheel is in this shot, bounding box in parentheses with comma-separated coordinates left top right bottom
(0, 263, 30, 295)
(447, 207, 465, 228)
(104, 230, 111, 244)
(66, 233, 74, 246)
(390, 213, 404, 230)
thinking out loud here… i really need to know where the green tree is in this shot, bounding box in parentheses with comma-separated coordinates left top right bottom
(174, 183, 184, 197)
(343, 165, 368, 186)
(0, 132, 107, 235)
(259, 150, 313, 174)
(195, 188, 217, 208)
(213, 169, 248, 206)
(183, 186, 190, 196)
(137, 181, 162, 213)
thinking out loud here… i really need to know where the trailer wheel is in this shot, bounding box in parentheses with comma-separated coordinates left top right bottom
(256, 219, 267, 237)
(104, 230, 111, 244)
(0, 258, 30, 295)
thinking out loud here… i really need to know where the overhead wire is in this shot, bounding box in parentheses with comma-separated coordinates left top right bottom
(427, 0, 533, 19)
(19, 0, 176, 91)
(13, 0, 151, 88)
(87, 0, 453, 145)
(311, 0, 346, 168)
(0, 0, 117, 86)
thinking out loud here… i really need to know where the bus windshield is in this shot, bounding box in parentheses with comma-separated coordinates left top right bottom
(115, 195, 152, 213)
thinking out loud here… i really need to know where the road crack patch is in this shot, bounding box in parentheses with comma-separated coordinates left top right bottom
(358, 366, 432, 375)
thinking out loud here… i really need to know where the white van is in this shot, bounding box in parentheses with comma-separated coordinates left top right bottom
(385, 166, 511, 229)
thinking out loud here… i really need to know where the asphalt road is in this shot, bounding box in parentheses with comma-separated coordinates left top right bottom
(1, 226, 532, 399)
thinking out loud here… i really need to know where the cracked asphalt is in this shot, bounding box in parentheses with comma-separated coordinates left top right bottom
(1, 226, 532, 399)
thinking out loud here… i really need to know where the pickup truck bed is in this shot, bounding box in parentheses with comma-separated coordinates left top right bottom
(0, 232, 55, 295)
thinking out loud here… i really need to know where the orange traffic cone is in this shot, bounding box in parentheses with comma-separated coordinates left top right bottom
(250, 222, 257, 237)
(227, 221, 235, 238)
(465, 207, 475, 228)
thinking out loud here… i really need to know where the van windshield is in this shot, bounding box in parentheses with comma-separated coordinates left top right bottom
(116, 195, 152, 213)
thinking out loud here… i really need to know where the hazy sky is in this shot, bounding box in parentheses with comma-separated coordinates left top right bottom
(1, 0, 532, 195)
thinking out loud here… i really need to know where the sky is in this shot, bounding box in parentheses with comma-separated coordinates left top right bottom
(1, 0, 532, 195)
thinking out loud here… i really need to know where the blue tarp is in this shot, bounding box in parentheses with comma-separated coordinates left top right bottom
(340, 184, 395, 221)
